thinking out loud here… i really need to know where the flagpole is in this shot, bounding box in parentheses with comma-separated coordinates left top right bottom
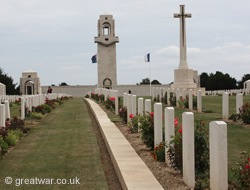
(149, 61, 151, 96)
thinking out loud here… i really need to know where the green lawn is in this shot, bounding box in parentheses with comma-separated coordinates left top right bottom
(0, 98, 108, 190)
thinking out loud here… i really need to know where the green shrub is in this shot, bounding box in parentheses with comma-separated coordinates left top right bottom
(118, 107, 127, 124)
(169, 92, 176, 106)
(229, 113, 237, 122)
(128, 114, 138, 133)
(0, 136, 8, 159)
(150, 142, 165, 162)
(238, 102, 250, 124)
(5, 131, 19, 146)
(12, 129, 23, 139)
(138, 112, 154, 149)
(42, 104, 52, 113)
(231, 151, 250, 188)
(31, 112, 43, 120)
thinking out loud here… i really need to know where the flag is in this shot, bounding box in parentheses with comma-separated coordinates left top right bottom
(144, 53, 150, 62)
(91, 54, 97, 63)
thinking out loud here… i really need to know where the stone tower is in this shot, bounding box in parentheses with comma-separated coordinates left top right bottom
(95, 13, 119, 89)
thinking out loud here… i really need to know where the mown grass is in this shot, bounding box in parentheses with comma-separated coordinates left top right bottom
(0, 98, 108, 190)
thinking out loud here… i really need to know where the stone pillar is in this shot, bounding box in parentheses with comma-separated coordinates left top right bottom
(182, 89, 186, 99)
(123, 93, 127, 107)
(189, 89, 193, 110)
(197, 90, 202, 112)
(182, 112, 195, 188)
(5, 100, 10, 120)
(176, 88, 180, 106)
(127, 94, 132, 124)
(163, 88, 166, 102)
(152, 87, 155, 100)
(167, 88, 171, 105)
(222, 92, 229, 120)
(165, 107, 175, 165)
(159, 88, 162, 102)
(21, 97, 25, 120)
(209, 121, 228, 190)
(0, 104, 5, 127)
(154, 103, 162, 147)
(115, 91, 118, 115)
(132, 95, 137, 115)
(138, 98, 144, 116)
(236, 93, 243, 114)
(145, 99, 151, 114)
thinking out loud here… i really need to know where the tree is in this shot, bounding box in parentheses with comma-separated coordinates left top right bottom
(59, 82, 68, 86)
(139, 78, 150, 85)
(151, 80, 161, 85)
(200, 72, 209, 88)
(238, 74, 250, 89)
(205, 71, 237, 90)
(0, 68, 18, 95)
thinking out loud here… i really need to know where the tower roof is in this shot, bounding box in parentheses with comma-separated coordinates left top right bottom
(23, 69, 37, 73)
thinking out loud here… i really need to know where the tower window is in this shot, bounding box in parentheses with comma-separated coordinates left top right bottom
(28, 75, 31, 78)
(102, 22, 111, 35)
(105, 38, 109, 41)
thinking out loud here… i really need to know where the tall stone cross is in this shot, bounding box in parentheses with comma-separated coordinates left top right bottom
(174, 5, 191, 69)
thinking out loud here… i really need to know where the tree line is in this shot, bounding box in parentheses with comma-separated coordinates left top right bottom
(200, 71, 250, 90)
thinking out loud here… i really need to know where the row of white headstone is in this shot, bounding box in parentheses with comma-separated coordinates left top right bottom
(0, 93, 71, 127)
(93, 88, 119, 115)
(206, 89, 249, 95)
(124, 94, 228, 189)
(222, 92, 244, 119)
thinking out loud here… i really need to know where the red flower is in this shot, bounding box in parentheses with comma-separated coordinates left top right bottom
(174, 118, 178, 122)
(162, 114, 164, 119)
(178, 129, 182, 133)
(46, 98, 49, 101)
(150, 112, 154, 117)
(6, 123, 10, 126)
(246, 165, 249, 169)
(192, 94, 195, 96)
(129, 114, 134, 118)
(110, 97, 115, 101)
(92, 93, 95, 95)
(181, 98, 184, 101)
(127, 128, 130, 133)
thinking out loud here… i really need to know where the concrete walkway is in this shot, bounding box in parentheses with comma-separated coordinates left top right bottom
(85, 98, 163, 190)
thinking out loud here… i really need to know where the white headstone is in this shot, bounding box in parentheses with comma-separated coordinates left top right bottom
(197, 90, 202, 112)
(138, 98, 144, 116)
(176, 88, 180, 106)
(5, 100, 10, 120)
(127, 94, 132, 124)
(115, 91, 118, 115)
(132, 95, 137, 115)
(189, 89, 193, 110)
(209, 121, 228, 190)
(154, 103, 162, 147)
(182, 112, 195, 188)
(222, 92, 229, 120)
(21, 97, 25, 120)
(0, 104, 5, 127)
(167, 88, 171, 105)
(236, 93, 243, 114)
(145, 99, 151, 114)
(123, 93, 127, 107)
(165, 107, 175, 165)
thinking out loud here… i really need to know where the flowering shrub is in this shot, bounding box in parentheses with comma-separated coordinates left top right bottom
(193, 94, 197, 110)
(85, 94, 90, 98)
(104, 96, 115, 111)
(166, 120, 209, 180)
(231, 151, 250, 188)
(99, 94, 104, 102)
(178, 96, 185, 108)
(128, 114, 139, 133)
(150, 142, 165, 162)
(138, 112, 154, 149)
(119, 107, 127, 124)
(0, 135, 8, 159)
(238, 102, 250, 124)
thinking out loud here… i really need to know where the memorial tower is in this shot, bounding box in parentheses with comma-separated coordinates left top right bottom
(95, 13, 119, 89)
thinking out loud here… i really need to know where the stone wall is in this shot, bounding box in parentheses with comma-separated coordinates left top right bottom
(41, 84, 206, 97)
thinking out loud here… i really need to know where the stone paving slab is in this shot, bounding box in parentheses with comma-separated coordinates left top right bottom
(85, 98, 163, 190)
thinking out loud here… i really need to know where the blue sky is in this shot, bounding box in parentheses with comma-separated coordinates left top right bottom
(0, 0, 249, 86)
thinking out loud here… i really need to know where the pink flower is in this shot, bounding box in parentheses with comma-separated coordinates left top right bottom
(174, 118, 178, 122)
(162, 114, 164, 119)
(110, 97, 115, 101)
(46, 98, 49, 101)
(127, 128, 130, 133)
(181, 98, 184, 101)
(119, 108, 122, 112)
(129, 114, 134, 118)
(192, 94, 195, 96)
(150, 112, 154, 117)
(92, 93, 95, 95)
